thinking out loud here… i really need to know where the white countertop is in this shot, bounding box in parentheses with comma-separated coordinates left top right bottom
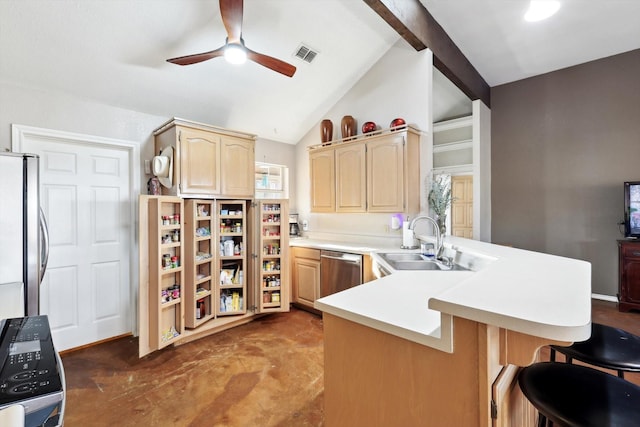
(299, 236, 592, 351)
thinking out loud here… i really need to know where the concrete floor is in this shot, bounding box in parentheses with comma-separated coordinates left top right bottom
(62, 307, 324, 426)
(61, 301, 640, 426)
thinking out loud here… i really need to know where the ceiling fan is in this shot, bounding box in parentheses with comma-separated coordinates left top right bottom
(167, 0, 297, 77)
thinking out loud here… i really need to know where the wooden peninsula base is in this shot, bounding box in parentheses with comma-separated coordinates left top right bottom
(322, 313, 569, 427)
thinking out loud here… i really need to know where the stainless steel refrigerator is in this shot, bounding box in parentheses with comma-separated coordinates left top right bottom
(0, 152, 49, 318)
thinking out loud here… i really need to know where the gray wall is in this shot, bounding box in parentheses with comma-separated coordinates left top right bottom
(491, 48, 640, 296)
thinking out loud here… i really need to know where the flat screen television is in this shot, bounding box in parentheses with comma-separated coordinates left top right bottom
(624, 181, 640, 238)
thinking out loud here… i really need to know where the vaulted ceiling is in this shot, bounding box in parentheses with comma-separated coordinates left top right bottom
(1, 1, 638, 144)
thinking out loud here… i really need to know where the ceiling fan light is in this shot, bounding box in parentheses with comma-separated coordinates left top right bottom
(524, 0, 561, 22)
(224, 44, 247, 65)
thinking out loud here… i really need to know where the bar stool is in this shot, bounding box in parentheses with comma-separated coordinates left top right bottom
(550, 323, 640, 378)
(518, 362, 640, 427)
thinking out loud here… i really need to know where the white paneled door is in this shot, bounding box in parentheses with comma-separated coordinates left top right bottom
(13, 125, 137, 351)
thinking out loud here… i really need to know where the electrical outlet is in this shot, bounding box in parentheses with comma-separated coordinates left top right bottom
(144, 159, 151, 174)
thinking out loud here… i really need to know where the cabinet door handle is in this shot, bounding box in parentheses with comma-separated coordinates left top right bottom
(633, 252, 640, 256)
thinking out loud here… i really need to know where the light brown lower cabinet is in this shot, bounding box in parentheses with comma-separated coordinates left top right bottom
(492, 365, 537, 426)
(322, 314, 550, 426)
(291, 247, 321, 310)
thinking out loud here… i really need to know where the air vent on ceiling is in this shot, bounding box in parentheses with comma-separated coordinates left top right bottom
(293, 44, 318, 64)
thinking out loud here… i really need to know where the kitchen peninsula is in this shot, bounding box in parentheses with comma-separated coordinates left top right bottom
(309, 237, 591, 426)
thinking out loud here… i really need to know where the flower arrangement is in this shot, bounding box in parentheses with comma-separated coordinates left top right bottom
(427, 174, 454, 233)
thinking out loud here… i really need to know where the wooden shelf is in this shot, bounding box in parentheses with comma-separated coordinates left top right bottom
(184, 199, 215, 329)
(160, 242, 181, 249)
(160, 298, 181, 308)
(196, 289, 211, 298)
(195, 275, 211, 283)
(217, 201, 247, 316)
(257, 200, 289, 312)
(148, 196, 185, 350)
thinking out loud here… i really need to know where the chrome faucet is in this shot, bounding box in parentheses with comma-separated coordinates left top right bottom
(409, 215, 444, 259)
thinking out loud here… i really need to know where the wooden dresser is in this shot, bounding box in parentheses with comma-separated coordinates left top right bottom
(618, 240, 640, 312)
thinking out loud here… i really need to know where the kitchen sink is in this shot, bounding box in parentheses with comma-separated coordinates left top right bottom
(381, 253, 427, 262)
(378, 252, 469, 271)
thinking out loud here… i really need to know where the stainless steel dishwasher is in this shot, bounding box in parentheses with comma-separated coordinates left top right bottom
(320, 250, 363, 297)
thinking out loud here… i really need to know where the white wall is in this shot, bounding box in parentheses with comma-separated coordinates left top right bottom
(0, 82, 168, 193)
(473, 100, 492, 242)
(0, 82, 296, 198)
(293, 41, 434, 244)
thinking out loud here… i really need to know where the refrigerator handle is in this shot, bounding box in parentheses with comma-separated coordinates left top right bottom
(40, 207, 50, 282)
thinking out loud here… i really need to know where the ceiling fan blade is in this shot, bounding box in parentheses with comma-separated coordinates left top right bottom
(246, 48, 297, 78)
(220, 0, 244, 43)
(167, 46, 225, 65)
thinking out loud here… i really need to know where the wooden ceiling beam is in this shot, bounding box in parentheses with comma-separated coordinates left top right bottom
(363, 0, 491, 107)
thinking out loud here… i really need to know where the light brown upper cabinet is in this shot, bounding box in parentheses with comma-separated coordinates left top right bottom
(220, 135, 255, 198)
(309, 126, 421, 214)
(309, 149, 336, 212)
(177, 126, 221, 196)
(367, 134, 406, 213)
(154, 118, 256, 199)
(335, 142, 367, 212)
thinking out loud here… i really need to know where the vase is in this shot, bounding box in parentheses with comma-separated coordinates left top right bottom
(320, 119, 333, 144)
(436, 215, 447, 237)
(341, 115, 356, 141)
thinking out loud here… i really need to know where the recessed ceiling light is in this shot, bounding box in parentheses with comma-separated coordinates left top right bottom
(524, 0, 561, 22)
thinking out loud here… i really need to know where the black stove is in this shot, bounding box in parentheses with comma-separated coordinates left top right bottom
(0, 315, 64, 426)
